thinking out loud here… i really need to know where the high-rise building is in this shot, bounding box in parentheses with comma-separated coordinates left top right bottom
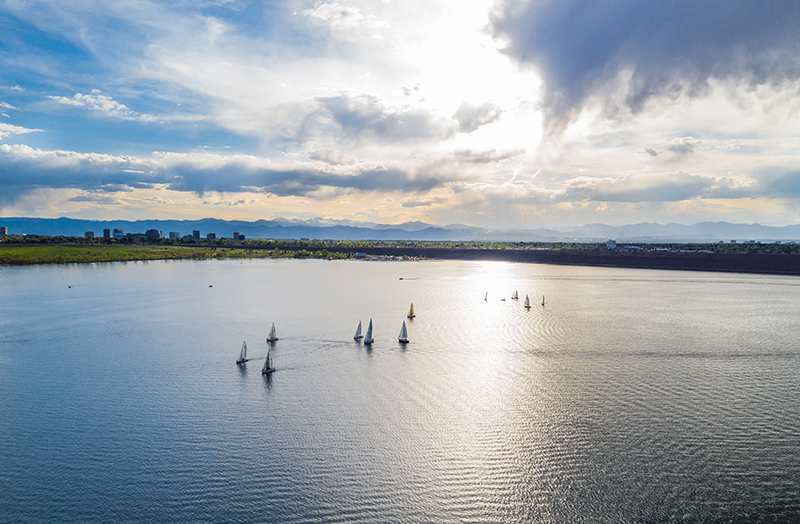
(169, 231, 180, 239)
(145, 229, 161, 239)
(193, 230, 200, 239)
(233, 231, 245, 241)
(207, 233, 216, 240)
(0, 226, 7, 236)
(85, 231, 94, 238)
(103, 229, 111, 239)
(113, 228, 124, 239)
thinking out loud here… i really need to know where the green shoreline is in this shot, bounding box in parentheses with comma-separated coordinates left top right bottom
(0, 243, 349, 265)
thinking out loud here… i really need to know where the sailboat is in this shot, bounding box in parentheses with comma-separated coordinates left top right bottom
(512, 290, 519, 300)
(261, 347, 275, 374)
(407, 303, 415, 319)
(398, 320, 409, 344)
(524, 294, 531, 309)
(541, 296, 545, 307)
(266, 322, 278, 342)
(354, 320, 364, 340)
(484, 291, 488, 301)
(364, 318, 374, 344)
(236, 341, 248, 364)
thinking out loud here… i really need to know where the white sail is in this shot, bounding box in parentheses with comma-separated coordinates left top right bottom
(266, 322, 278, 342)
(484, 291, 488, 301)
(354, 320, 363, 340)
(524, 294, 531, 309)
(364, 318, 374, 344)
(407, 303, 415, 318)
(237, 341, 247, 363)
(542, 296, 545, 306)
(262, 348, 274, 373)
(398, 320, 408, 342)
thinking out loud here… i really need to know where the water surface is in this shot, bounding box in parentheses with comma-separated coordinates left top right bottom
(1, 259, 799, 523)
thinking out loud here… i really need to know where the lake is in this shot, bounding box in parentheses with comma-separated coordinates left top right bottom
(1, 258, 799, 523)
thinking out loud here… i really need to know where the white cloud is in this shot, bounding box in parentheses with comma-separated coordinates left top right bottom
(0, 123, 42, 140)
(303, 2, 387, 30)
(47, 90, 155, 121)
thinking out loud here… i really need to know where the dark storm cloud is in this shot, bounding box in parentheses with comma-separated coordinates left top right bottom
(492, 1, 800, 124)
(298, 94, 456, 145)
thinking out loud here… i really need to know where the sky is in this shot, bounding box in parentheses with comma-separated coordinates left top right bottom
(2, 0, 800, 229)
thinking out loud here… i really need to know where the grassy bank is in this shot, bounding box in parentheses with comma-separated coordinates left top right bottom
(0, 243, 350, 265)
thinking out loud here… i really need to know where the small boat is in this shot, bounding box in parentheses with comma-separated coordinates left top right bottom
(407, 303, 415, 319)
(541, 296, 545, 307)
(236, 341, 248, 364)
(266, 322, 278, 342)
(364, 318, 374, 344)
(398, 320, 409, 344)
(512, 290, 519, 300)
(261, 347, 275, 374)
(354, 320, 364, 340)
(524, 294, 531, 309)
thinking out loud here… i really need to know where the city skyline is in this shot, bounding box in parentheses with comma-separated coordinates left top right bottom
(2, 1, 800, 229)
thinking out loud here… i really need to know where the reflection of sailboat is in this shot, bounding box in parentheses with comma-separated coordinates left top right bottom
(266, 323, 278, 342)
(236, 341, 248, 364)
(524, 295, 531, 309)
(398, 320, 409, 344)
(354, 321, 363, 340)
(262, 347, 275, 374)
(542, 296, 545, 307)
(364, 318, 374, 344)
(407, 303, 415, 319)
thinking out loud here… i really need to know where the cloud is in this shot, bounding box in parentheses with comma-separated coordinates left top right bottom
(293, 93, 456, 146)
(47, 90, 154, 121)
(0, 123, 42, 140)
(492, 1, 800, 125)
(452, 148, 524, 164)
(666, 137, 701, 156)
(303, 2, 387, 30)
(0, 144, 458, 201)
(452, 102, 502, 133)
(560, 171, 737, 203)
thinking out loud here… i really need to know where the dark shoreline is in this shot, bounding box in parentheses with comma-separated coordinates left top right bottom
(315, 246, 800, 276)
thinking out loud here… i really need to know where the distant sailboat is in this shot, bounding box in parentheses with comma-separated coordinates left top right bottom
(262, 347, 275, 374)
(364, 318, 374, 344)
(484, 291, 488, 301)
(524, 294, 531, 309)
(398, 320, 409, 344)
(236, 341, 248, 364)
(354, 320, 364, 340)
(541, 296, 545, 307)
(512, 290, 519, 300)
(407, 303, 415, 319)
(266, 323, 278, 342)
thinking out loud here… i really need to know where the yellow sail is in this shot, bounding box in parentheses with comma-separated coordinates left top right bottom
(407, 303, 415, 318)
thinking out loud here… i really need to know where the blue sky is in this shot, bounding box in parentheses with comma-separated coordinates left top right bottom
(2, 0, 800, 228)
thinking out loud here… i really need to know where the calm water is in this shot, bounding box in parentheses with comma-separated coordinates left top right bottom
(1, 259, 799, 523)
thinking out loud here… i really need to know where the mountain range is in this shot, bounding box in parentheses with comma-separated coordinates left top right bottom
(2, 217, 800, 242)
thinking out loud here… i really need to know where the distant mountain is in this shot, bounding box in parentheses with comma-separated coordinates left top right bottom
(2, 217, 800, 242)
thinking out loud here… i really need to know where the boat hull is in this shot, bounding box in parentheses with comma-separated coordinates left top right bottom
(262, 368, 275, 374)
(398, 338, 408, 344)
